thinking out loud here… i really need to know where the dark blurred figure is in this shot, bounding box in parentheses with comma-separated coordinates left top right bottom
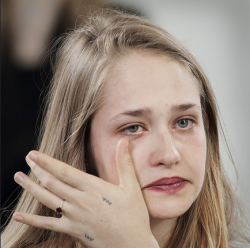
(1, 0, 142, 226)
(1, 0, 110, 225)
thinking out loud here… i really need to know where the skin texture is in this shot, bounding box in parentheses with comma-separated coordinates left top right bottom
(91, 51, 207, 245)
(14, 139, 159, 248)
(13, 51, 207, 248)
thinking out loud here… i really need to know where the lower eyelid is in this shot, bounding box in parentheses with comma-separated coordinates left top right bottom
(174, 119, 196, 129)
(120, 119, 196, 134)
(121, 125, 146, 134)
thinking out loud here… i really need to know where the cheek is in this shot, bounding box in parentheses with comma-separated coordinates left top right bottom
(184, 130, 207, 189)
(91, 135, 120, 185)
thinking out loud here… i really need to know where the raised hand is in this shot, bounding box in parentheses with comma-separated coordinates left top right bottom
(13, 138, 159, 248)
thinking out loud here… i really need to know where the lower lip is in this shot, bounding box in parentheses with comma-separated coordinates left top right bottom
(145, 181, 187, 194)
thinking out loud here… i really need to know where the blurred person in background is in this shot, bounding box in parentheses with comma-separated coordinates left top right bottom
(1, 0, 122, 224)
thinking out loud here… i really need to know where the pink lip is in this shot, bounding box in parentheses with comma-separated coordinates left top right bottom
(143, 177, 188, 194)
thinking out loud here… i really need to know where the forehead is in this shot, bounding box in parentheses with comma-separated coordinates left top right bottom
(101, 51, 200, 109)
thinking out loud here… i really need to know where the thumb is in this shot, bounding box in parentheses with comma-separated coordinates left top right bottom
(116, 138, 141, 191)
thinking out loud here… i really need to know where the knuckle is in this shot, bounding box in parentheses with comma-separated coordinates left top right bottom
(25, 180, 33, 192)
(37, 154, 49, 168)
(29, 216, 34, 226)
(122, 153, 133, 166)
(78, 197, 87, 207)
(61, 167, 71, 180)
(125, 158, 133, 166)
(43, 159, 50, 169)
(31, 189, 41, 200)
(31, 163, 40, 177)
(42, 174, 54, 188)
(42, 197, 53, 208)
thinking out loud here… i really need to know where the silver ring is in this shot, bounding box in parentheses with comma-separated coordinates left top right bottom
(56, 199, 65, 214)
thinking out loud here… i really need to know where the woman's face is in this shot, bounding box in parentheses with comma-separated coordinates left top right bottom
(90, 51, 206, 220)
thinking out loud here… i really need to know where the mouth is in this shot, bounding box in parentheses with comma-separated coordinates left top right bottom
(142, 177, 188, 194)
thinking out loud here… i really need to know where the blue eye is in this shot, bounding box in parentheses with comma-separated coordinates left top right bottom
(177, 119, 190, 128)
(126, 125, 139, 133)
(121, 124, 146, 136)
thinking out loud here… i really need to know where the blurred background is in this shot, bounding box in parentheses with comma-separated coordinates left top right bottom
(2, 0, 250, 224)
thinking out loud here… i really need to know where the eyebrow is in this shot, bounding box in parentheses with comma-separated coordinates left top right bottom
(109, 103, 199, 121)
(171, 103, 200, 112)
(109, 107, 151, 121)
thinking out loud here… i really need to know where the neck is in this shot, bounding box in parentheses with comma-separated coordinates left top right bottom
(150, 217, 177, 248)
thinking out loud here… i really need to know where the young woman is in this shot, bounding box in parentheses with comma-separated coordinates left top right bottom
(2, 9, 250, 248)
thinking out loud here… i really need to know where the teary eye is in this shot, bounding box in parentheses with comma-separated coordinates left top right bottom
(177, 119, 189, 128)
(126, 125, 140, 133)
(120, 124, 146, 136)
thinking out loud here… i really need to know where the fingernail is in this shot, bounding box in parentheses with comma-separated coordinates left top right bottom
(14, 173, 24, 184)
(26, 152, 37, 167)
(28, 152, 38, 162)
(14, 215, 23, 222)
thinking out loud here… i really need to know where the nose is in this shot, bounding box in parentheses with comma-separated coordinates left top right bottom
(149, 131, 181, 167)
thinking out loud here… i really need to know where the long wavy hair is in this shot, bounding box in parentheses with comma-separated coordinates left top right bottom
(2, 9, 250, 248)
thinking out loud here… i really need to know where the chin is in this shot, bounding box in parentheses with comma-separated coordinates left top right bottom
(143, 191, 196, 220)
(148, 203, 191, 220)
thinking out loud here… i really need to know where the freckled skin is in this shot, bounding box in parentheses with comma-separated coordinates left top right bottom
(90, 51, 206, 222)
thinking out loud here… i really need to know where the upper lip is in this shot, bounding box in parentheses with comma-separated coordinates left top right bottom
(142, 177, 188, 189)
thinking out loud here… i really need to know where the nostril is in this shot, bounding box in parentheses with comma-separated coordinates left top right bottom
(174, 160, 180, 165)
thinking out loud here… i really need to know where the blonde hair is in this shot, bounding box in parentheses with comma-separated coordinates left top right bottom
(2, 9, 249, 248)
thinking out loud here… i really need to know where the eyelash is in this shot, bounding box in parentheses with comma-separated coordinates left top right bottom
(120, 124, 146, 136)
(120, 118, 196, 135)
(173, 118, 196, 130)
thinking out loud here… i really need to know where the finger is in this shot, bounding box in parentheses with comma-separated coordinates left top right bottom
(116, 138, 140, 191)
(14, 172, 66, 213)
(26, 151, 95, 191)
(13, 212, 67, 233)
(30, 163, 79, 202)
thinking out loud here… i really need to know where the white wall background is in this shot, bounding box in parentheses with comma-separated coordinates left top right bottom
(111, 0, 250, 219)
